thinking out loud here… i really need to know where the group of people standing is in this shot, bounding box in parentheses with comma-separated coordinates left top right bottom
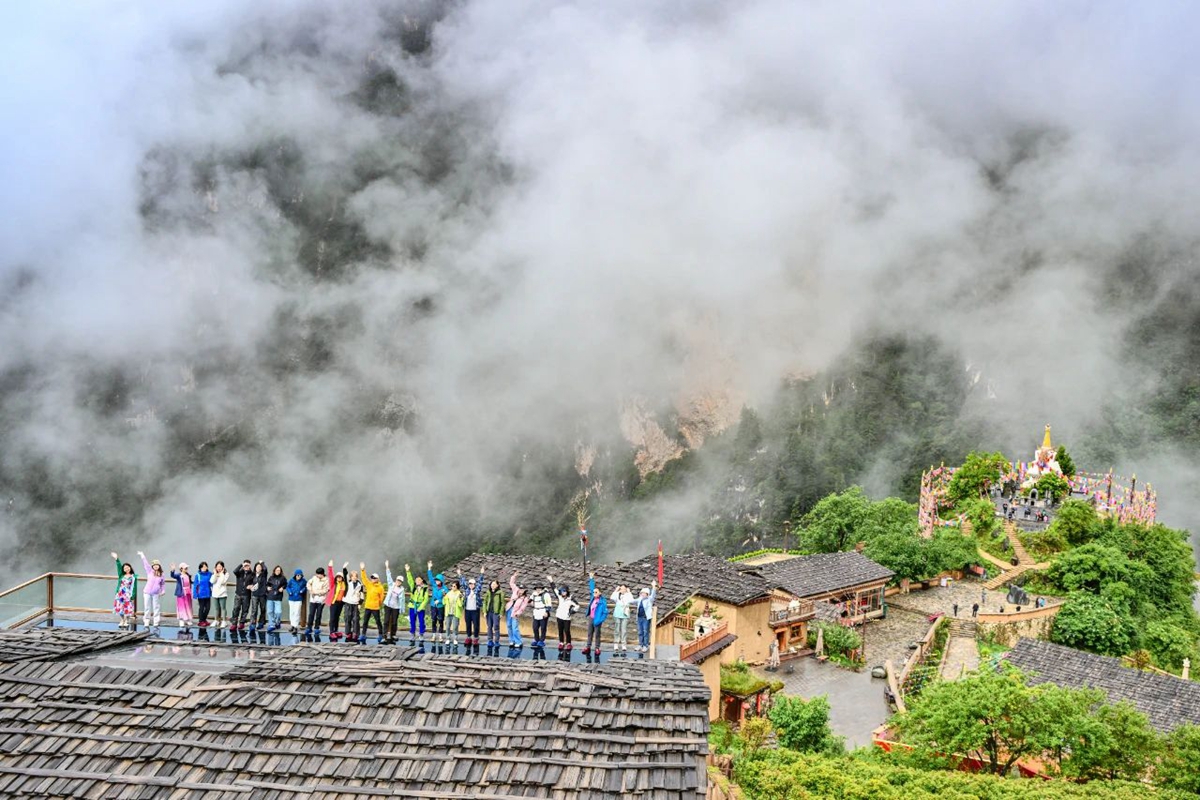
(112, 553, 659, 651)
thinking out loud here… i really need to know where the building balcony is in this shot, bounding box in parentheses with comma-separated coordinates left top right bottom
(769, 602, 814, 627)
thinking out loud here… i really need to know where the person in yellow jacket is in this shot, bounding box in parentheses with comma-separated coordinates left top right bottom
(443, 582, 464, 646)
(359, 563, 386, 644)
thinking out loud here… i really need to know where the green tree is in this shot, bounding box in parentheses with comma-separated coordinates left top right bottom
(738, 716, 774, 755)
(1048, 543, 1151, 599)
(1034, 472, 1071, 503)
(961, 497, 999, 537)
(947, 451, 1010, 504)
(1060, 701, 1159, 782)
(1047, 499, 1099, 546)
(1158, 724, 1200, 794)
(1055, 445, 1077, 477)
(798, 487, 872, 552)
(894, 667, 1052, 775)
(768, 695, 844, 754)
(1051, 592, 1135, 656)
(1143, 619, 1197, 671)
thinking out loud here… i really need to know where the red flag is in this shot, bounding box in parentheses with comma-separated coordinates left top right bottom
(657, 540, 664, 585)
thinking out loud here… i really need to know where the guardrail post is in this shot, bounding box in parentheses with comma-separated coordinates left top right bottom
(46, 574, 54, 617)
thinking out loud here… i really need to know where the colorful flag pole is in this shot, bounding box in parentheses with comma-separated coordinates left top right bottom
(657, 540, 664, 586)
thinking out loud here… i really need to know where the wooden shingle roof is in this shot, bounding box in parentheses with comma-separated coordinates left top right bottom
(0, 627, 151, 664)
(0, 635, 710, 799)
(1007, 638, 1200, 734)
(741, 551, 894, 600)
(449, 552, 772, 613)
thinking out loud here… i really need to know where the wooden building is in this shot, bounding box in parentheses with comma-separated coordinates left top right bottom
(0, 628, 711, 798)
(739, 551, 895, 653)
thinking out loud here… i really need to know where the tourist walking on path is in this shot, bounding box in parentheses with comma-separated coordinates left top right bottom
(110, 552, 137, 629)
(635, 581, 657, 652)
(210, 562, 229, 628)
(231, 559, 254, 631)
(383, 562, 406, 644)
(342, 566, 363, 642)
(170, 563, 194, 628)
(138, 551, 165, 627)
(530, 579, 554, 647)
(265, 566, 288, 631)
(305, 566, 329, 635)
(249, 562, 269, 631)
(427, 562, 448, 643)
(359, 565, 385, 644)
(458, 568, 484, 645)
(406, 564, 430, 639)
(551, 578, 579, 651)
(610, 584, 634, 652)
(971, 603, 979, 618)
(952, 603, 959, 618)
(484, 578, 505, 646)
(194, 562, 213, 627)
(444, 581, 464, 645)
(505, 571, 529, 647)
(328, 564, 348, 640)
(585, 574, 608, 656)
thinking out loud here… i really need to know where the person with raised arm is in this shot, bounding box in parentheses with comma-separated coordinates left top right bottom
(137, 551, 165, 627)
(383, 560, 406, 644)
(483, 574, 505, 647)
(609, 583, 634, 652)
(427, 560, 448, 643)
(505, 571, 529, 648)
(342, 564, 363, 643)
(405, 563, 429, 640)
(457, 567, 485, 645)
(584, 572, 609, 656)
(110, 552, 137, 629)
(169, 562, 194, 628)
(359, 563, 385, 644)
(635, 580, 658, 652)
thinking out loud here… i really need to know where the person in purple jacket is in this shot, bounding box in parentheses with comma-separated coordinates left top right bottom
(137, 551, 166, 627)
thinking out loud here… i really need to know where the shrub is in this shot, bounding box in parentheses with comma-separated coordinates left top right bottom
(768, 695, 844, 754)
(808, 621, 862, 657)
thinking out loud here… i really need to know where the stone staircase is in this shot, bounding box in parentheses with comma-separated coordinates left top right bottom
(981, 521, 1050, 591)
(939, 618, 980, 679)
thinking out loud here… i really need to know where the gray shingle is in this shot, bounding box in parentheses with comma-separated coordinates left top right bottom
(1007, 637, 1200, 733)
(742, 551, 894, 600)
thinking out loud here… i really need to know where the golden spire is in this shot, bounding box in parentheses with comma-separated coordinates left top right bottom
(1042, 424, 1052, 450)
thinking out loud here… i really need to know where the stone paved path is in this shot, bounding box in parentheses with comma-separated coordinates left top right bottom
(938, 619, 980, 680)
(755, 658, 890, 749)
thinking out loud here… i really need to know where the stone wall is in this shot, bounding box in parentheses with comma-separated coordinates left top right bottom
(975, 603, 1061, 646)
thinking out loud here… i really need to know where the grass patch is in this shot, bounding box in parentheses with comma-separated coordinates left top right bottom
(721, 660, 771, 696)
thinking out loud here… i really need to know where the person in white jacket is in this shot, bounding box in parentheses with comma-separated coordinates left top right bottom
(609, 585, 635, 652)
(549, 577, 579, 651)
(210, 562, 230, 628)
(383, 562, 406, 645)
(305, 567, 330, 636)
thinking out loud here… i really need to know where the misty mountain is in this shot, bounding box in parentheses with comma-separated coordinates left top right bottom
(2, 1, 1199, 575)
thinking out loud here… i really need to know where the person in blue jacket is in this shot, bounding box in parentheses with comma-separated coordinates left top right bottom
(584, 572, 609, 656)
(427, 560, 448, 643)
(286, 569, 307, 634)
(194, 561, 214, 628)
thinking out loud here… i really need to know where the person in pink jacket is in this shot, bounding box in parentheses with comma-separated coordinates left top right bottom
(137, 551, 166, 627)
(505, 571, 529, 648)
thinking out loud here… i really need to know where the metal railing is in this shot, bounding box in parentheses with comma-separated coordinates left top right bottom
(0, 572, 311, 629)
(768, 603, 814, 626)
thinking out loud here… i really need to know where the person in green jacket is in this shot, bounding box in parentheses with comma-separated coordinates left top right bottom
(405, 563, 429, 639)
(110, 552, 137, 629)
(483, 578, 505, 647)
